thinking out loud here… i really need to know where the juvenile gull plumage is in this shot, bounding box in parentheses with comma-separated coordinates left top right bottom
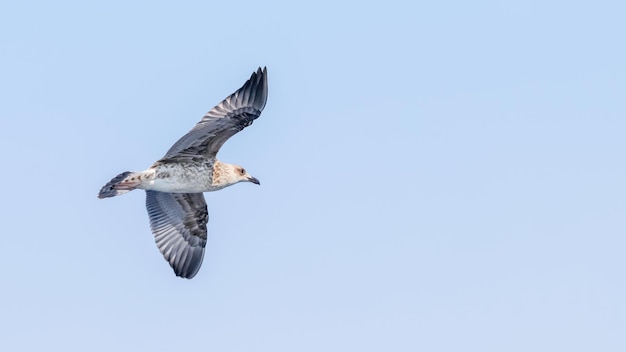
(98, 67, 268, 279)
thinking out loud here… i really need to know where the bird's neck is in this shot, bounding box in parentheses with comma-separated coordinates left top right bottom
(211, 160, 236, 189)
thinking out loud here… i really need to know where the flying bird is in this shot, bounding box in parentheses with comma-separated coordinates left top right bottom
(98, 67, 268, 279)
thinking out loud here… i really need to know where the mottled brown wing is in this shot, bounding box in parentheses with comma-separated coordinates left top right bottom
(160, 67, 268, 163)
(145, 190, 208, 279)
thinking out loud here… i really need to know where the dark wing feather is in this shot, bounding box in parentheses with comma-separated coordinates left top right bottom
(160, 67, 268, 163)
(145, 191, 208, 279)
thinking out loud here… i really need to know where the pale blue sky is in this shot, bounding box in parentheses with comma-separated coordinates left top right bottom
(1, 1, 625, 351)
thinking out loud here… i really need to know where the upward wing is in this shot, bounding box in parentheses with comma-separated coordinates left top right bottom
(145, 191, 208, 279)
(160, 67, 268, 163)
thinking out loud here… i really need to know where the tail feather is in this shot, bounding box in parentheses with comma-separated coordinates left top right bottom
(98, 171, 141, 199)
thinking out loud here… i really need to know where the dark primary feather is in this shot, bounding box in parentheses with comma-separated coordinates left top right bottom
(145, 191, 208, 279)
(160, 67, 268, 163)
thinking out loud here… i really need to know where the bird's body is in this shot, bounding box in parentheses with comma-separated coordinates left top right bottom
(100, 159, 254, 195)
(142, 161, 218, 193)
(98, 67, 268, 279)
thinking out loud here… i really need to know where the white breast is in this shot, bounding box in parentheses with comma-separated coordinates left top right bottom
(139, 163, 217, 193)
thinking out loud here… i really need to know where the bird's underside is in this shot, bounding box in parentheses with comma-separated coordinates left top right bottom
(98, 67, 268, 278)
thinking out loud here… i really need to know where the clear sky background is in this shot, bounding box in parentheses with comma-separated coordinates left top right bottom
(1, 1, 625, 351)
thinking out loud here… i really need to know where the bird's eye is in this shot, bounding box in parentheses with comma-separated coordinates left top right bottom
(240, 168, 246, 175)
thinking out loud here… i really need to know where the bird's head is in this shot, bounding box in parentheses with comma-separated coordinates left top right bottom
(232, 164, 260, 185)
(215, 162, 260, 188)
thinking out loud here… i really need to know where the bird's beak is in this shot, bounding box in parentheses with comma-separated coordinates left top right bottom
(248, 176, 260, 185)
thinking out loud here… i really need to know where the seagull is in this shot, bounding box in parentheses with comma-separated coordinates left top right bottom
(98, 67, 268, 279)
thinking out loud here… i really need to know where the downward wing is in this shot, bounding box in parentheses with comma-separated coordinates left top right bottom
(160, 67, 268, 163)
(145, 191, 208, 279)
